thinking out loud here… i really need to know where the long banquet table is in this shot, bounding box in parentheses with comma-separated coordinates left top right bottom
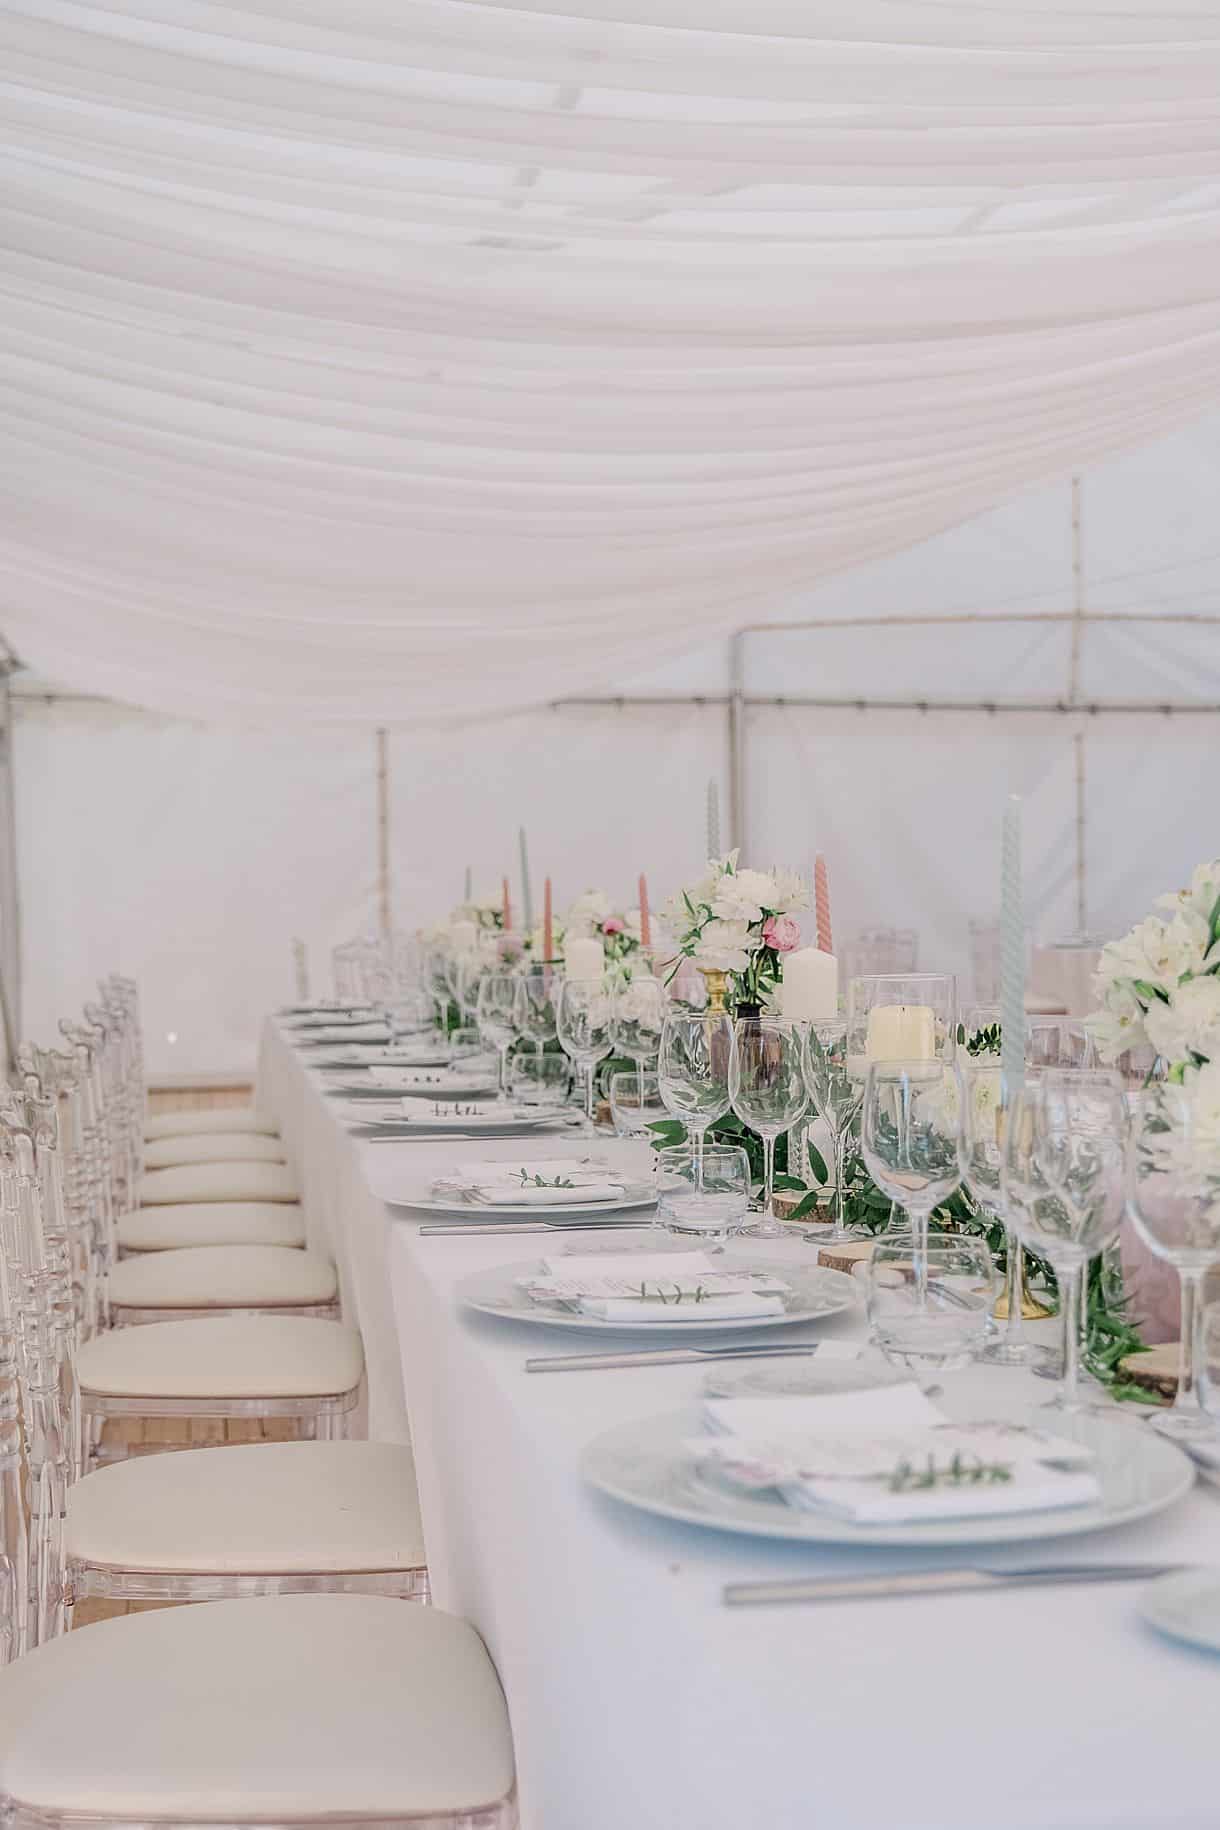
(259, 1017, 1220, 1830)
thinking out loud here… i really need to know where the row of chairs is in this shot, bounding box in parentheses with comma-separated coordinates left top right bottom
(0, 979, 518, 1827)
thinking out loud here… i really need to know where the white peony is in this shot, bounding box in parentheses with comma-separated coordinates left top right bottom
(711, 869, 776, 925)
(692, 919, 754, 973)
(768, 867, 811, 916)
(564, 889, 612, 937)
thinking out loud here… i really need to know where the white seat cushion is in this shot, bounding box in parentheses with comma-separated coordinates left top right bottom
(145, 1106, 279, 1140)
(140, 1161, 299, 1205)
(0, 1594, 514, 1820)
(77, 1316, 364, 1399)
(67, 1440, 423, 1573)
(143, 1133, 287, 1169)
(108, 1246, 337, 1309)
(118, 1202, 306, 1252)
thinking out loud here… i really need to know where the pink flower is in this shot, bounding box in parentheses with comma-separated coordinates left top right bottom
(762, 914, 801, 953)
(602, 917, 626, 935)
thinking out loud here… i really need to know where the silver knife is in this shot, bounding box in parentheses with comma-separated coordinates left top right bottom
(722, 1563, 1183, 1607)
(420, 1220, 649, 1237)
(525, 1342, 827, 1372)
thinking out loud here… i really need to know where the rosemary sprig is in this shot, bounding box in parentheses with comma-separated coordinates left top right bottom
(885, 1453, 1013, 1493)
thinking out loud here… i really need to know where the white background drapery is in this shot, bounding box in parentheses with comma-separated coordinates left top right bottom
(3, 1, 1220, 719)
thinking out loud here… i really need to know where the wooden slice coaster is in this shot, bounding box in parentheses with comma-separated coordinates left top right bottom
(1117, 1342, 1180, 1400)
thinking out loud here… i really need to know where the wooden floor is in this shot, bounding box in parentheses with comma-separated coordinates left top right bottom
(77, 1084, 298, 1629)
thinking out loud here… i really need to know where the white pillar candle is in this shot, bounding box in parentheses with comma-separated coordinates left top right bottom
(781, 947, 839, 1021)
(866, 1004, 936, 1061)
(449, 919, 478, 955)
(563, 936, 606, 981)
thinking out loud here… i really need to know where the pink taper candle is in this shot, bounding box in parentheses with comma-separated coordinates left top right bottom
(814, 853, 833, 954)
(502, 876, 512, 932)
(543, 877, 553, 962)
(638, 874, 651, 949)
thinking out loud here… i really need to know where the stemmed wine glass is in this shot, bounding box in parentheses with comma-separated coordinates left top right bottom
(957, 1058, 1049, 1368)
(610, 976, 667, 1105)
(861, 1061, 962, 1285)
(556, 979, 614, 1125)
(800, 1021, 866, 1242)
(729, 1017, 807, 1241)
(1128, 1080, 1220, 1442)
(657, 1013, 734, 1175)
(514, 967, 558, 1054)
(475, 974, 519, 1101)
(1001, 1069, 1127, 1412)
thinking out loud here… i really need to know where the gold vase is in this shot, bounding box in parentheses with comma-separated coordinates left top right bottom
(699, 968, 729, 1014)
(993, 1248, 1053, 1321)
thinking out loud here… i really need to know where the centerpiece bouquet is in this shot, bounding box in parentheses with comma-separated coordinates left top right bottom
(1089, 858, 1220, 1078)
(563, 889, 648, 972)
(662, 851, 808, 1011)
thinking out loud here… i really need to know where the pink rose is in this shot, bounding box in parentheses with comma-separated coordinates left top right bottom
(762, 914, 801, 953)
(602, 917, 626, 935)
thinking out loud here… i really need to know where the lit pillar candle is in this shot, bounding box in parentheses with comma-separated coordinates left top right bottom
(543, 876, 554, 962)
(638, 874, 651, 950)
(564, 936, 605, 981)
(502, 876, 512, 931)
(449, 919, 478, 956)
(781, 947, 839, 1021)
(866, 1005, 936, 1060)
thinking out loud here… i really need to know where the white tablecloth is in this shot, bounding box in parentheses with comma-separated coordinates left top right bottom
(260, 1019, 1220, 1830)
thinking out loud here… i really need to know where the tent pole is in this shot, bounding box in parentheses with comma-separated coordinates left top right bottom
(728, 631, 747, 858)
(0, 672, 20, 1070)
(1068, 478, 1088, 932)
(375, 727, 392, 943)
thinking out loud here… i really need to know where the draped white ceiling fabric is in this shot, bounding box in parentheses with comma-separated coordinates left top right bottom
(3, 0, 1220, 721)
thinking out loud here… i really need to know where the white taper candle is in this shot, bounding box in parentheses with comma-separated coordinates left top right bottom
(518, 827, 534, 934)
(1000, 795, 1026, 1104)
(706, 779, 721, 859)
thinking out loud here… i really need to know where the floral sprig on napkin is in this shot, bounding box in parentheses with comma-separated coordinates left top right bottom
(662, 851, 809, 1007)
(519, 1171, 576, 1188)
(1090, 858, 1220, 1076)
(885, 1454, 1013, 1493)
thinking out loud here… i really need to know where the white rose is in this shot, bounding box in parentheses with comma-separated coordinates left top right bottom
(693, 919, 754, 973)
(1146, 976, 1220, 1066)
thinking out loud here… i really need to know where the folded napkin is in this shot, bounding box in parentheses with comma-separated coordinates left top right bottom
(697, 1384, 1100, 1523)
(471, 1180, 626, 1207)
(367, 1066, 446, 1087)
(452, 1157, 608, 1183)
(303, 1024, 389, 1043)
(523, 1250, 791, 1322)
(393, 1071, 496, 1094)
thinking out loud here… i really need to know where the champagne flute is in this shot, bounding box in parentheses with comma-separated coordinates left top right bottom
(1129, 1080, 1220, 1441)
(514, 967, 558, 1054)
(1001, 1069, 1127, 1412)
(957, 1058, 1049, 1368)
(800, 1021, 865, 1242)
(657, 1013, 734, 1177)
(729, 1017, 807, 1241)
(475, 974, 519, 1100)
(556, 979, 613, 1125)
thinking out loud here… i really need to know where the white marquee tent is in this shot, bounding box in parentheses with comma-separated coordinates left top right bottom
(3, 0, 1220, 1074)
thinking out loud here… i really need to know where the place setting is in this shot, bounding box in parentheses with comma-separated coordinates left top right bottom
(385, 1156, 658, 1228)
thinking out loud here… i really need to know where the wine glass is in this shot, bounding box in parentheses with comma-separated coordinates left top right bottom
(657, 1013, 734, 1170)
(422, 947, 453, 1030)
(861, 1061, 962, 1281)
(1026, 1020, 1097, 1070)
(729, 1017, 807, 1240)
(957, 1058, 1049, 1369)
(867, 1235, 994, 1380)
(608, 1071, 665, 1138)
(1128, 1081, 1220, 1442)
(1001, 1069, 1127, 1412)
(514, 968, 558, 1053)
(610, 976, 667, 1104)
(556, 979, 614, 1124)
(475, 974, 519, 1099)
(800, 1021, 866, 1243)
(655, 1144, 751, 1240)
(846, 974, 957, 1076)
(509, 1052, 572, 1111)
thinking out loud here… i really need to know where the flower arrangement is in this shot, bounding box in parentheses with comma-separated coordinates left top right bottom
(563, 888, 647, 968)
(450, 891, 506, 933)
(1089, 859, 1220, 1077)
(662, 852, 808, 1008)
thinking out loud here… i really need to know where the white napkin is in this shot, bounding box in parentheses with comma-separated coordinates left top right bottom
(368, 1066, 450, 1087)
(525, 1251, 791, 1322)
(453, 1157, 608, 1183)
(303, 1023, 389, 1043)
(697, 1385, 1100, 1522)
(472, 1180, 626, 1207)
(393, 1071, 496, 1094)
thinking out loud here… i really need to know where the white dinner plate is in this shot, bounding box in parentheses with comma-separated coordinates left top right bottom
(352, 1111, 561, 1139)
(582, 1403, 1194, 1549)
(1141, 1570, 1220, 1655)
(405, 1186, 659, 1221)
(456, 1255, 859, 1336)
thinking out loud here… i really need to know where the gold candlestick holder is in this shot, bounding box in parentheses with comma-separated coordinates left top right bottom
(993, 1246, 1053, 1321)
(699, 967, 729, 1014)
